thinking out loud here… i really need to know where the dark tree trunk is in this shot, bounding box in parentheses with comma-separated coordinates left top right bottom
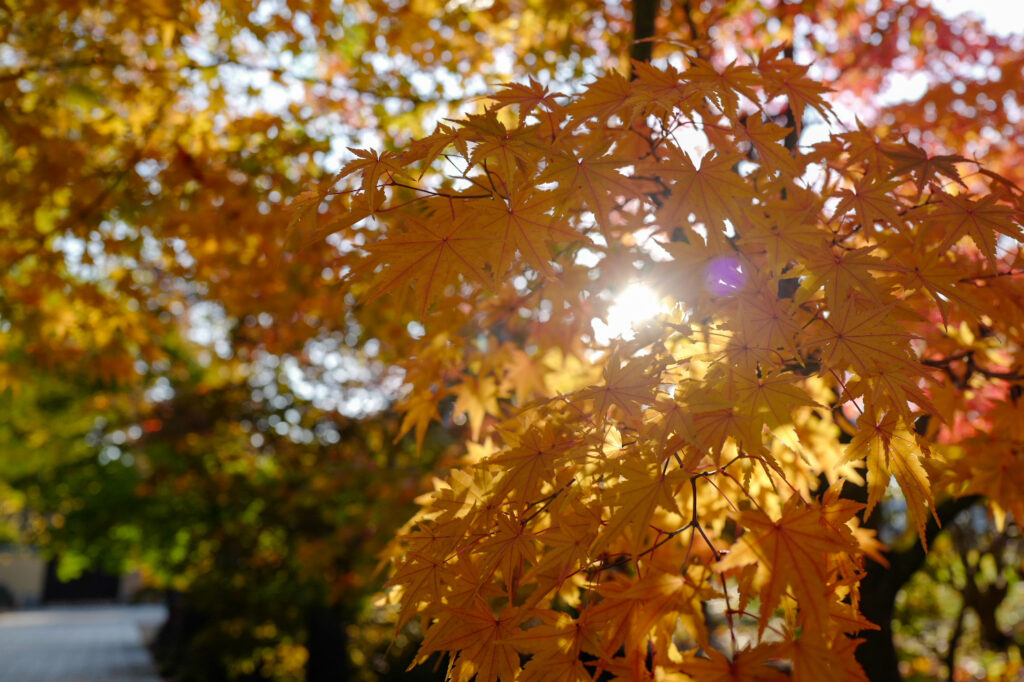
(630, 0, 658, 69)
(854, 495, 981, 681)
(306, 605, 351, 682)
(857, 557, 905, 682)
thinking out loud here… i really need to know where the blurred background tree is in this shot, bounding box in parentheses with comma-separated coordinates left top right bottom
(2, 0, 1023, 679)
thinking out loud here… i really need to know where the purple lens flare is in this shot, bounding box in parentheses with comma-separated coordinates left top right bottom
(703, 256, 746, 296)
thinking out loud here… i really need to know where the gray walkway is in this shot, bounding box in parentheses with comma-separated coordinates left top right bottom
(0, 604, 165, 681)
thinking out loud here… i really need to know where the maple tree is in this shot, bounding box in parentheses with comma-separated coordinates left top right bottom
(322, 20, 1024, 682)
(4, 1, 1024, 681)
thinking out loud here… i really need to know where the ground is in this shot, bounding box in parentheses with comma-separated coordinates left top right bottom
(0, 604, 165, 682)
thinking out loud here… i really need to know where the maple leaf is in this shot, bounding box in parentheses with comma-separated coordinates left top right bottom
(808, 303, 920, 378)
(648, 396, 706, 461)
(362, 202, 499, 315)
(895, 234, 983, 323)
(405, 123, 464, 178)
(846, 412, 936, 546)
(881, 140, 966, 194)
(846, 365, 937, 428)
(826, 600, 880, 635)
(340, 147, 405, 209)
(652, 240, 717, 307)
(490, 78, 562, 121)
(521, 499, 600, 599)
(567, 70, 635, 124)
(385, 549, 449, 632)
(687, 388, 767, 462)
(746, 185, 827, 268)
(575, 349, 663, 424)
(453, 374, 500, 441)
(955, 437, 1024, 530)
(679, 644, 787, 682)
(475, 193, 581, 278)
(538, 139, 656, 230)
(394, 388, 441, 452)
(645, 148, 754, 242)
(458, 111, 540, 192)
(630, 61, 703, 117)
(833, 174, 906, 230)
(486, 423, 574, 508)
(287, 190, 376, 250)
(783, 631, 868, 682)
(387, 519, 497, 633)
(719, 494, 857, 634)
(505, 614, 598, 682)
(426, 467, 498, 524)
(589, 453, 688, 555)
(732, 370, 819, 432)
(757, 48, 833, 132)
(500, 348, 550, 405)
(416, 604, 529, 682)
(686, 58, 761, 113)
(461, 113, 541, 196)
(829, 130, 893, 176)
(586, 568, 704, 662)
(731, 276, 806, 358)
(931, 192, 1023, 270)
(795, 241, 893, 310)
(474, 511, 539, 596)
(740, 114, 800, 177)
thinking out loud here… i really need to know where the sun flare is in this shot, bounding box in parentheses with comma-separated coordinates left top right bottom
(594, 283, 668, 343)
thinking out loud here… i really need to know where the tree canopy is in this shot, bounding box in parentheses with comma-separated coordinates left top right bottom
(2, 1, 1024, 680)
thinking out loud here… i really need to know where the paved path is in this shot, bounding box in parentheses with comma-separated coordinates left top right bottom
(0, 604, 165, 681)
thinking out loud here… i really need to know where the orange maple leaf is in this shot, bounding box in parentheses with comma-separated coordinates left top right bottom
(474, 511, 539, 596)
(719, 494, 856, 634)
(567, 69, 635, 124)
(538, 139, 656, 229)
(576, 349, 662, 424)
(740, 114, 800, 177)
(416, 604, 529, 682)
(881, 139, 966, 194)
(630, 60, 704, 117)
(795, 242, 892, 310)
(363, 203, 498, 315)
(476, 193, 581, 278)
(809, 303, 920, 378)
(846, 411, 936, 546)
(487, 423, 574, 508)
(686, 58, 761, 112)
(646, 148, 754, 242)
(490, 78, 562, 121)
(757, 48, 833, 132)
(679, 644, 787, 682)
(589, 454, 688, 555)
(783, 631, 868, 682)
(340, 147, 405, 209)
(931, 192, 1023, 270)
(586, 569, 701, 662)
(833, 174, 906, 230)
(506, 613, 598, 682)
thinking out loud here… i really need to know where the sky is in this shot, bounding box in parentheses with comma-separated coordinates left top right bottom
(934, 0, 1024, 35)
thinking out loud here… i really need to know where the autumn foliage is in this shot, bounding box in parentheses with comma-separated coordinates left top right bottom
(319, 44, 1024, 680)
(4, 1, 1024, 680)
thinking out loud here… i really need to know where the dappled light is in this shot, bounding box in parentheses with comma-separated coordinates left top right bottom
(2, 2, 1024, 681)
